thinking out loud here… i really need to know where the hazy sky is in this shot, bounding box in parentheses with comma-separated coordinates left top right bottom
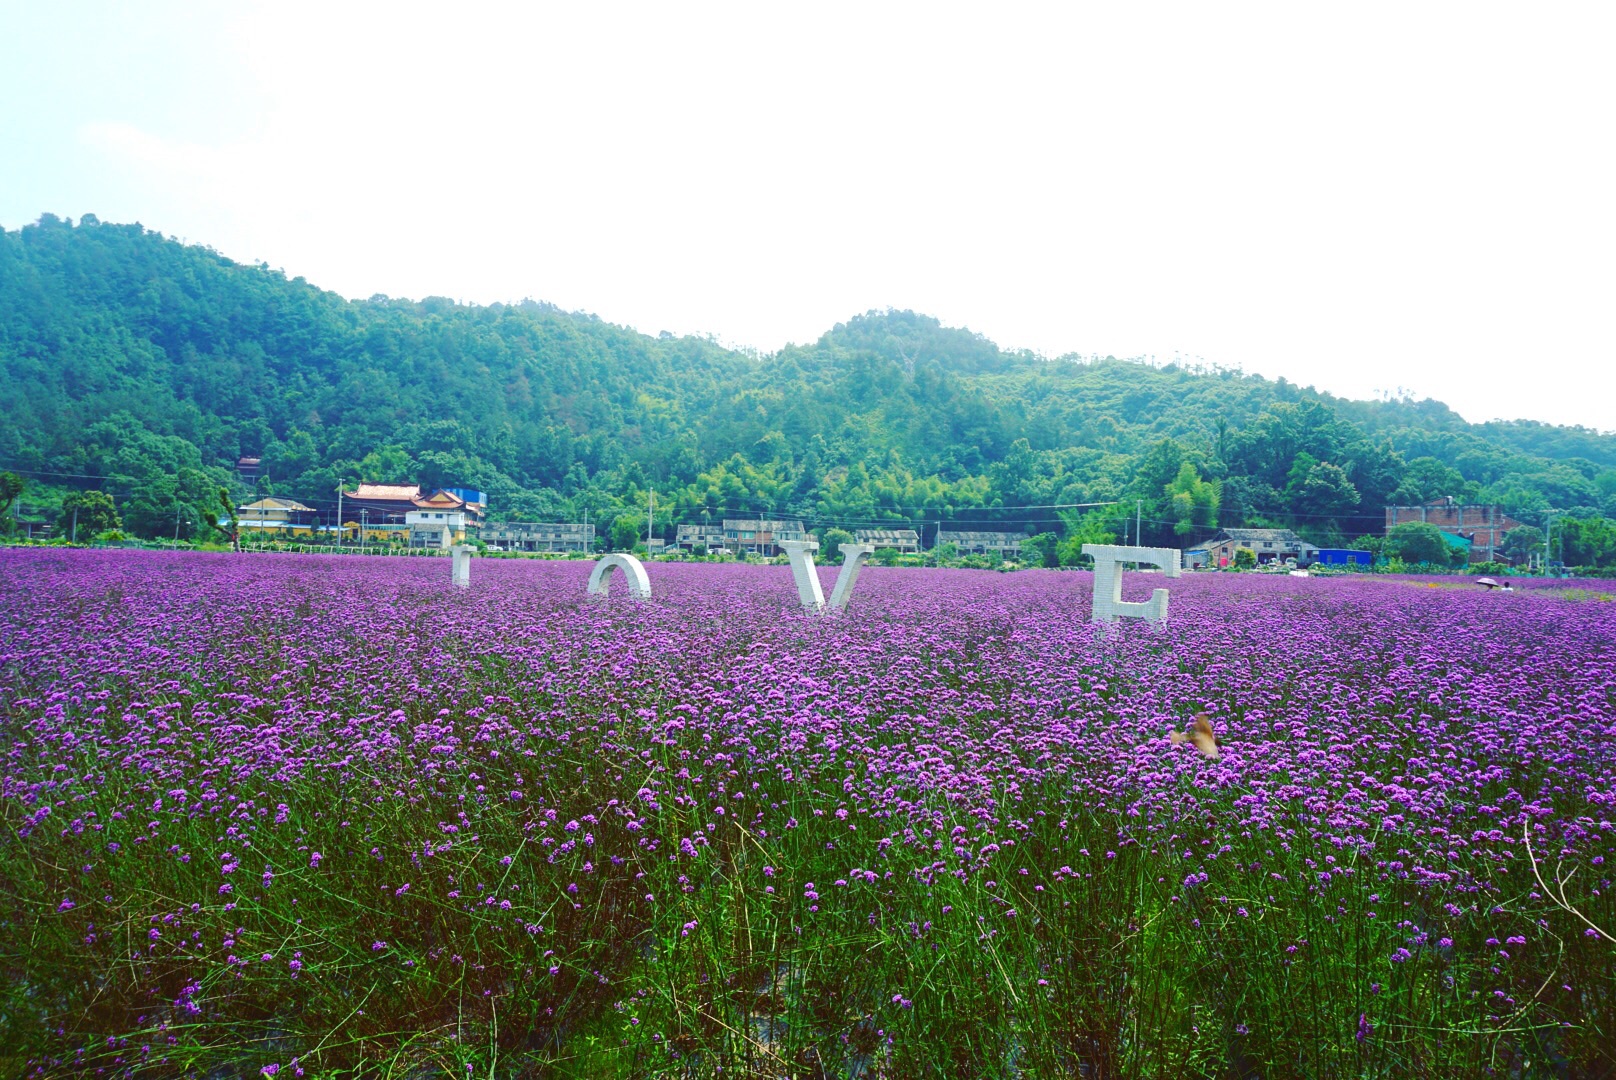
(4, 2, 1613, 430)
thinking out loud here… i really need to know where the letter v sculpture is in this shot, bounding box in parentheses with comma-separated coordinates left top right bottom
(779, 540, 876, 613)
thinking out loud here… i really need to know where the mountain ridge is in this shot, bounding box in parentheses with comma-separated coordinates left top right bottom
(3, 214, 1614, 556)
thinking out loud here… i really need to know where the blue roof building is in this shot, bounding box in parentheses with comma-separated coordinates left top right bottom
(1315, 548, 1374, 567)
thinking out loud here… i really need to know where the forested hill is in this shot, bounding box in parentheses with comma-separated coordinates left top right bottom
(4, 214, 1615, 553)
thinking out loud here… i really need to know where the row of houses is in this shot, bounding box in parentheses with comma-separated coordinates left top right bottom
(234, 497, 1035, 559)
(237, 483, 490, 548)
(669, 521, 1028, 558)
(481, 522, 596, 552)
(236, 488, 1530, 567)
(1186, 500, 1536, 568)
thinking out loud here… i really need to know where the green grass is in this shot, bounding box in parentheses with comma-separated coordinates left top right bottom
(6, 739, 1613, 1078)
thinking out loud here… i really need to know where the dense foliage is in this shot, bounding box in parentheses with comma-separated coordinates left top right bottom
(3, 552, 1613, 1076)
(4, 215, 1616, 560)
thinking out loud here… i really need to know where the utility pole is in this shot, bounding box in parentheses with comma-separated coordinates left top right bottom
(1136, 500, 1142, 549)
(1544, 510, 1557, 576)
(648, 489, 655, 553)
(336, 482, 344, 548)
(71, 508, 78, 544)
(174, 502, 182, 542)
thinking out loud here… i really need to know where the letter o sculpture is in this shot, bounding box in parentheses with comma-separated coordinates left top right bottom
(586, 553, 652, 601)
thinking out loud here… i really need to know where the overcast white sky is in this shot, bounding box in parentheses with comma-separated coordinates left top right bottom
(4, 2, 1613, 430)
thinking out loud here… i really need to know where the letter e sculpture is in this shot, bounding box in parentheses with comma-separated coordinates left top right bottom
(1081, 544, 1181, 623)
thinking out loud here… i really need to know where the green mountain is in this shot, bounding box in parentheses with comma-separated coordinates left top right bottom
(3, 214, 1615, 559)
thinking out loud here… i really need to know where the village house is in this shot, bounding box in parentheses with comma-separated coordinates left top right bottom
(721, 519, 810, 557)
(406, 507, 468, 549)
(411, 488, 485, 529)
(341, 483, 485, 537)
(481, 522, 596, 553)
(1187, 528, 1321, 568)
(938, 530, 1023, 557)
(342, 483, 425, 528)
(236, 497, 317, 532)
(675, 523, 726, 552)
(854, 528, 921, 554)
(1383, 498, 1529, 564)
(1314, 547, 1375, 568)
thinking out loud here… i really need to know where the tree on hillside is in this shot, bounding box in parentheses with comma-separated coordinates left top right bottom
(501, 489, 573, 523)
(1164, 461, 1220, 537)
(817, 528, 854, 561)
(1226, 402, 1345, 491)
(1119, 438, 1200, 546)
(356, 445, 416, 485)
(1556, 516, 1616, 569)
(1056, 509, 1118, 566)
(1499, 525, 1544, 565)
(56, 490, 121, 540)
(1385, 522, 1451, 565)
(1021, 532, 1061, 568)
(1293, 461, 1361, 519)
(0, 471, 23, 534)
(1595, 470, 1616, 517)
(610, 513, 642, 552)
(1393, 457, 1471, 505)
(205, 488, 239, 550)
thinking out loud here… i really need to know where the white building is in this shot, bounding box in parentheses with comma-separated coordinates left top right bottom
(405, 508, 468, 549)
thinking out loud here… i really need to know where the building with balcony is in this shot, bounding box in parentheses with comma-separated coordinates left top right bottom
(1187, 528, 1320, 568)
(480, 521, 596, 553)
(722, 519, 809, 557)
(854, 528, 921, 554)
(406, 508, 468, 549)
(938, 530, 1023, 557)
(674, 523, 726, 552)
(236, 497, 320, 536)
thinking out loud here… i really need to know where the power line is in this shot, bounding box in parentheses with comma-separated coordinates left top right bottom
(0, 459, 1426, 532)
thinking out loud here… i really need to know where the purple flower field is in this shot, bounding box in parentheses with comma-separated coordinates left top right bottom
(2, 550, 1613, 1078)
